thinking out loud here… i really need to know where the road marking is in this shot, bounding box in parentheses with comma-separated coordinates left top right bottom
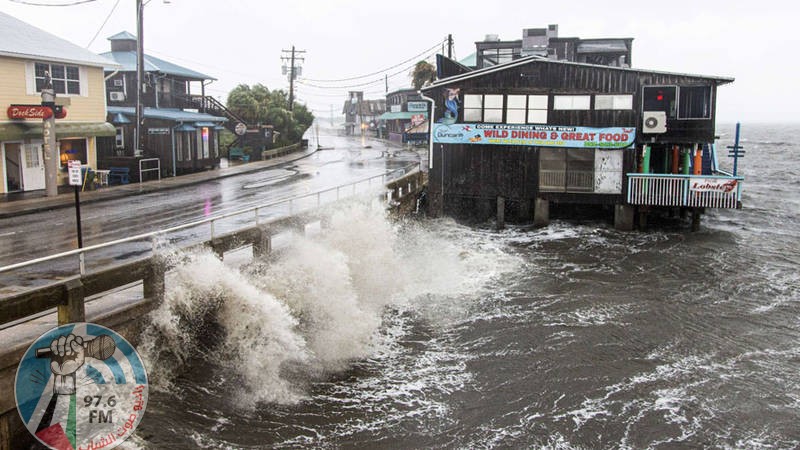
(0, 231, 16, 237)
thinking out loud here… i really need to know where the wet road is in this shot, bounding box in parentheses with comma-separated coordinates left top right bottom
(0, 130, 420, 288)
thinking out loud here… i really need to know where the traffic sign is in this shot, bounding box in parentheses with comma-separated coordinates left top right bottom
(68, 160, 82, 186)
(234, 122, 247, 136)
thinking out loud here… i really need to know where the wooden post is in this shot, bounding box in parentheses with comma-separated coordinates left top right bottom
(58, 278, 85, 325)
(253, 227, 272, 258)
(496, 196, 505, 230)
(143, 258, 166, 305)
(691, 208, 701, 232)
(518, 199, 532, 221)
(534, 198, 549, 227)
(614, 204, 635, 231)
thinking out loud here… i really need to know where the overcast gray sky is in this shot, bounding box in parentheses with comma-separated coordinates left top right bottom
(1, 0, 796, 124)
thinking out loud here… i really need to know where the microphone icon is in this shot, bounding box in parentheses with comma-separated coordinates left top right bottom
(35, 334, 116, 360)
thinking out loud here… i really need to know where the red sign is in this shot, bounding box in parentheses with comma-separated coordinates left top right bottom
(7, 105, 53, 120)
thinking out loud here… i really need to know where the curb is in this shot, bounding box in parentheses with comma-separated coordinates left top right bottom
(0, 147, 320, 220)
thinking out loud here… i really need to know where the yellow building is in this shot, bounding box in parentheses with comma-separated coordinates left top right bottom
(0, 11, 117, 194)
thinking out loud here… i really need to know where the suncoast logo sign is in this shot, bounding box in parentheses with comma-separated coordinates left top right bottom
(15, 323, 148, 450)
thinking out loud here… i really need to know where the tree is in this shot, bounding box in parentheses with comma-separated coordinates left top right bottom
(410, 61, 436, 90)
(226, 84, 314, 146)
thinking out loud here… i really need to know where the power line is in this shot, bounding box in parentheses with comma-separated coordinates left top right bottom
(296, 51, 437, 90)
(299, 39, 445, 83)
(86, 0, 120, 48)
(9, 0, 96, 5)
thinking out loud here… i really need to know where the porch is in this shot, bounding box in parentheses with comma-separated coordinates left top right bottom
(627, 173, 743, 209)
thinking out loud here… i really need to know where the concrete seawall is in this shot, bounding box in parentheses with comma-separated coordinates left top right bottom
(0, 169, 426, 449)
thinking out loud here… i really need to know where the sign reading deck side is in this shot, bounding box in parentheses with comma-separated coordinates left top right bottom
(433, 123, 635, 149)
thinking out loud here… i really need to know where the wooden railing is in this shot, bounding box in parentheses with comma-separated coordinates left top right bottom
(627, 173, 743, 209)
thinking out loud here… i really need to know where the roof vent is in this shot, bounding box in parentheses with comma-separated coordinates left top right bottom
(485, 34, 499, 42)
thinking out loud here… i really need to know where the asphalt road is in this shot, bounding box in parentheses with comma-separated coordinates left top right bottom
(0, 130, 420, 292)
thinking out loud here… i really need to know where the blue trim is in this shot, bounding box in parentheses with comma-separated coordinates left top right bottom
(626, 173, 744, 180)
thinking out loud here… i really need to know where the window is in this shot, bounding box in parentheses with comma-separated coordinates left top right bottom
(484, 95, 503, 122)
(35, 62, 81, 95)
(595, 94, 633, 110)
(59, 139, 87, 168)
(678, 86, 711, 119)
(642, 86, 677, 117)
(115, 127, 124, 148)
(506, 95, 527, 124)
(527, 95, 548, 123)
(464, 94, 504, 122)
(539, 148, 595, 193)
(464, 94, 483, 121)
(505, 95, 548, 124)
(554, 95, 591, 110)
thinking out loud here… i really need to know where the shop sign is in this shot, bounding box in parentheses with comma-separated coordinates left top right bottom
(689, 178, 738, 193)
(7, 105, 52, 120)
(432, 123, 636, 149)
(147, 128, 171, 135)
(407, 101, 427, 112)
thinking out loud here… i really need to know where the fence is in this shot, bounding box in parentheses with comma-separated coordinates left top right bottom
(627, 174, 742, 209)
(0, 164, 422, 327)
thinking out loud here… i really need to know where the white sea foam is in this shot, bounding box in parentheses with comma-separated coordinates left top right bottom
(137, 198, 521, 409)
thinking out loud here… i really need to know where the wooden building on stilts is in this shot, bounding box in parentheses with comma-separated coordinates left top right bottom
(421, 55, 740, 230)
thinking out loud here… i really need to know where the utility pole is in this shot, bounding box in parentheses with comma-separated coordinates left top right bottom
(385, 74, 388, 93)
(136, 0, 144, 154)
(330, 104, 334, 127)
(41, 72, 58, 197)
(447, 34, 454, 59)
(281, 46, 305, 112)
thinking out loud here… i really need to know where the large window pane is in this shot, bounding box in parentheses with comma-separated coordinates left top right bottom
(527, 109, 548, 123)
(554, 95, 590, 110)
(678, 86, 711, 119)
(484, 108, 503, 123)
(507, 109, 526, 124)
(464, 108, 482, 121)
(464, 94, 482, 108)
(507, 95, 526, 109)
(528, 95, 548, 109)
(484, 94, 503, 109)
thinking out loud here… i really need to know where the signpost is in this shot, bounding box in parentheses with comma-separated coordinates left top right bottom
(68, 160, 84, 248)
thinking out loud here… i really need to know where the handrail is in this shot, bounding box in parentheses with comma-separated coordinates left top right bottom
(625, 173, 744, 180)
(138, 158, 160, 183)
(0, 163, 419, 275)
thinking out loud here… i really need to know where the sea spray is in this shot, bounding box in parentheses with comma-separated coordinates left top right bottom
(138, 250, 308, 405)
(139, 198, 522, 408)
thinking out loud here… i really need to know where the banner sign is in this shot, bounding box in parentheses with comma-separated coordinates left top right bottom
(407, 101, 427, 112)
(689, 178, 738, 193)
(432, 123, 636, 149)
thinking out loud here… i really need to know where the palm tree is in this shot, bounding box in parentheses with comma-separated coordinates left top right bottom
(410, 61, 436, 90)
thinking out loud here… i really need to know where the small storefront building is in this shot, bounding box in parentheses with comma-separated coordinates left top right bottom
(0, 11, 117, 194)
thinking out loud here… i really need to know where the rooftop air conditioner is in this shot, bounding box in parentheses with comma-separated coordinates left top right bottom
(109, 91, 125, 102)
(642, 111, 667, 134)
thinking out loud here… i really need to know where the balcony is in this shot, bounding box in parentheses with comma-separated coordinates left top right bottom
(627, 173, 742, 209)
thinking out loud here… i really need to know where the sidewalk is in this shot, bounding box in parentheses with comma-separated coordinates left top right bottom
(0, 146, 319, 219)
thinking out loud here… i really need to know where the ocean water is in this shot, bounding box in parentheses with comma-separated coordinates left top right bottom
(130, 123, 800, 449)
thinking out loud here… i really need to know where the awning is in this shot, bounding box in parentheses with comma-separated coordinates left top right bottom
(377, 111, 428, 121)
(0, 121, 116, 141)
(111, 113, 131, 124)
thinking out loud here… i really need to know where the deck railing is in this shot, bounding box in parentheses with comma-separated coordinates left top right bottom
(627, 173, 743, 209)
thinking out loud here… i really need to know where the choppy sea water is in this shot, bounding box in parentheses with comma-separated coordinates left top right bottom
(131, 123, 800, 449)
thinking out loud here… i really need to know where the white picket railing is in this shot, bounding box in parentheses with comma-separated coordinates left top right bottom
(627, 174, 742, 209)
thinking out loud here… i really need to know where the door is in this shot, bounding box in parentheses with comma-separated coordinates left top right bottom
(3, 142, 24, 192)
(21, 141, 46, 191)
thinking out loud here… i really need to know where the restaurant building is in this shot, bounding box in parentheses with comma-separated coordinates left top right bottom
(0, 11, 117, 194)
(422, 55, 739, 230)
